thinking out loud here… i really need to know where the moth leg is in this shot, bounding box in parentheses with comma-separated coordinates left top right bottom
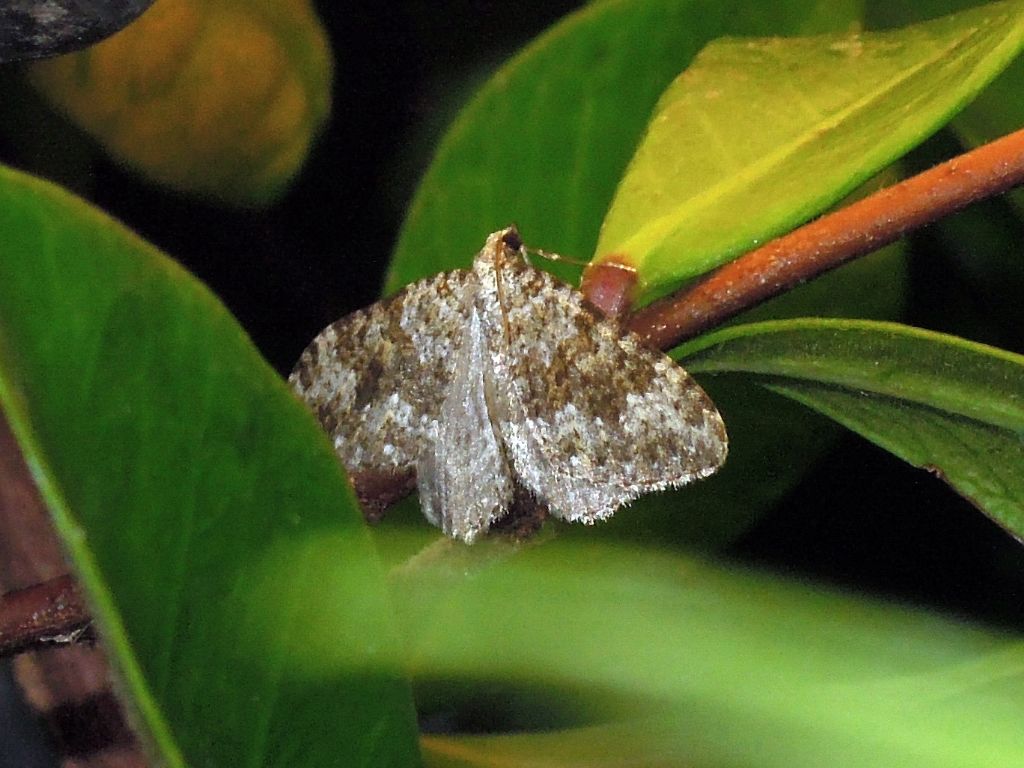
(416, 305, 514, 543)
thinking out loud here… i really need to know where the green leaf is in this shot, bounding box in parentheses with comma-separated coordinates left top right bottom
(371, 533, 1024, 767)
(597, 0, 1024, 299)
(0, 166, 420, 766)
(680, 318, 1024, 538)
(386, 0, 862, 292)
(867, 0, 1024, 215)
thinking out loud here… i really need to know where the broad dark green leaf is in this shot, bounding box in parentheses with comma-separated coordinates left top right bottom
(597, 0, 1024, 298)
(680, 318, 1024, 538)
(0, 165, 420, 766)
(386, 0, 862, 291)
(369, 532, 1024, 767)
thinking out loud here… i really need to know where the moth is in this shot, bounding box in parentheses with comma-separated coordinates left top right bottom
(290, 228, 727, 542)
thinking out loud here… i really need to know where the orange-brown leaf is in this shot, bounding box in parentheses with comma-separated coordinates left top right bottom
(29, 0, 332, 207)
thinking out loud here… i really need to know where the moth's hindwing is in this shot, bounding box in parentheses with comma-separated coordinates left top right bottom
(479, 250, 727, 522)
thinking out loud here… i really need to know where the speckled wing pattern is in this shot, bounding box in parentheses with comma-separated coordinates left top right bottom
(473, 232, 728, 524)
(289, 268, 470, 479)
(290, 228, 728, 542)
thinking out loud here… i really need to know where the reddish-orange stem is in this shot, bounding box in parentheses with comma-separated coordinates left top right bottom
(627, 127, 1024, 350)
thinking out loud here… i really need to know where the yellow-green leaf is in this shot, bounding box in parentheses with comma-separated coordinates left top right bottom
(597, 0, 1024, 300)
(386, 0, 863, 292)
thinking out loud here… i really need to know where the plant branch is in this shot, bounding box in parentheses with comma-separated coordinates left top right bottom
(0, 574, 92, 658)
(627, 127, 1024, 351)
(6, 130, 1024, 656)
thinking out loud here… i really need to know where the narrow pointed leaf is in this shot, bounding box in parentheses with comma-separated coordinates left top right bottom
(681, 319, 1024, 538)
(597, 0, 1024, 299)
(0, 165, 420, 766)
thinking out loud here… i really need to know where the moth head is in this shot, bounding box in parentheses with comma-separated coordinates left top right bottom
(478, 226, 529, 270)
(499, 226, 523, 252)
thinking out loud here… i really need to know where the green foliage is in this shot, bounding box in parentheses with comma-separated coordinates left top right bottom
(681, 319, 1024, 537)
(598, 0, 1024, 298)
(386, 0, 863, 291)
(0, 166, 420, 767)
(1, 1, 1024, 767)
(377, 533, 1024, 768)
(869, 0, 1024, 214)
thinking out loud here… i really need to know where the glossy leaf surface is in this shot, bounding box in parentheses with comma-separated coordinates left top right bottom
(0, 165, 420, 767)
(387, 0, 862, 291)
(682, 318, 1024, 538)
(597, 0, 1024, 298)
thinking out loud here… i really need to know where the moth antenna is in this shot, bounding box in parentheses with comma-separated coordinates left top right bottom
(526, 247, 588, 269)
(501, 225, 586, 269)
